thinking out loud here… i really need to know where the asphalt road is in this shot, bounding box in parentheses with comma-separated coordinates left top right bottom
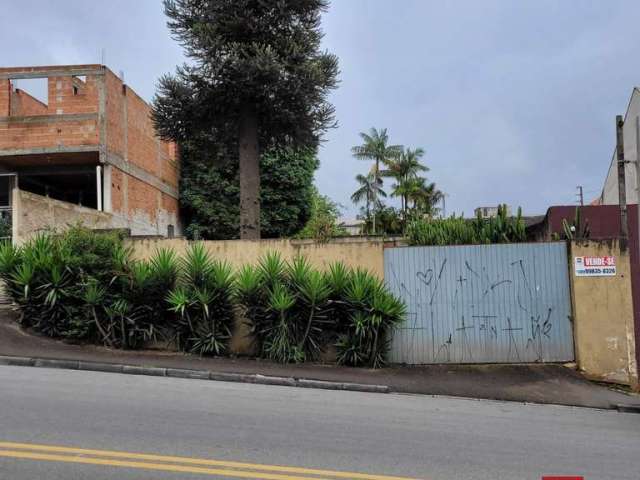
(0, 366, 638, 480)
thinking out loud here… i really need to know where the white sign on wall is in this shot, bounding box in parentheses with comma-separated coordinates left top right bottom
(574, 256, 616, 277)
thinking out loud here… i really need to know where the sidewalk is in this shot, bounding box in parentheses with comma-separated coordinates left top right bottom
(1, 309, 638, 410)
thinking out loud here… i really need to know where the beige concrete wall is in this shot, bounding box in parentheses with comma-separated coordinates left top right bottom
(12, 188, 125, 245)
(127, 237, 384, 357)
(126, 237, 385, 278)
(570, 239, 638, 387)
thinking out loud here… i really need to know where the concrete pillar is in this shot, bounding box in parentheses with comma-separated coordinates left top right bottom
(96, 166, 102, 211)
(102, 165, 112, 213)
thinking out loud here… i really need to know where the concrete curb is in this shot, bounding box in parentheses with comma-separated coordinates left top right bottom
(614, 403, 640, 414)
(0, 355, 390, 395)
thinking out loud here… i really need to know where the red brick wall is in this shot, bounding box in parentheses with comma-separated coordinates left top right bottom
(161, 192, 179, 218)
(105, 71, 125, 157)
(0, 68, 101, 152)
(127, 175, 158, 220)
(47, 75, 99, 115)
(103, 68, 179, 225)
(124, 87, 159, 176)
(110, 167, 124, 214)
(0, 119, 99, 151)
(12, 90, 48, 115)
(0, 79, 11, 116)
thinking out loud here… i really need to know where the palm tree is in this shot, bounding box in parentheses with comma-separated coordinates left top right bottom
(351, 173, 387, 232)
(383, 147, 428, 217)
(351, 128, 403, 233)
(405, 177, 443, 218)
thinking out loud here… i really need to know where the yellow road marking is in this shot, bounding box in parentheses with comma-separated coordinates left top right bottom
(0, 450, 327, 479)
(0, 442, 423, 480)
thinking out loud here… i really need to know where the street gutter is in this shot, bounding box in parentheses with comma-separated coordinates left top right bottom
(3, 354, 640, 413)
(0, 354, 390, 394)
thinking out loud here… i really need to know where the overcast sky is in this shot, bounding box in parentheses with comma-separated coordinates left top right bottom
(2, 0, 640, 217)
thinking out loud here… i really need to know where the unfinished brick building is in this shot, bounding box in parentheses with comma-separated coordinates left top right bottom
(0, 64, 180, 242)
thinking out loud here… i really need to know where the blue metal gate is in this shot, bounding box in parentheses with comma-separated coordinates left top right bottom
(384, 242, 574, 364)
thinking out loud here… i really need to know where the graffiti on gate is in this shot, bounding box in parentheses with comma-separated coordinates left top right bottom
(387, 254, 563, 363)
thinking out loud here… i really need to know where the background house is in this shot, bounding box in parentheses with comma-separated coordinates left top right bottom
(598, 87, 640, 206)
(338, 217, 364, 235)
(474, 205, 512, 218)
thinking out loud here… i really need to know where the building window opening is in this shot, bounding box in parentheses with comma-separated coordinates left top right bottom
(72, 76, 86, 96)
(9, 78, 48, 115)
(18, 166, 98, 210)
(0, 175, 14, 241)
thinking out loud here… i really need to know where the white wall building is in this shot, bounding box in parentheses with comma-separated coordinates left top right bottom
(599, 88, 640, 205)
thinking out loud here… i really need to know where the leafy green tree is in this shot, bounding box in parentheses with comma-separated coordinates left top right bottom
(296, 188, 346, 241)
(180, 142, 319, 240)
(351, 128, 403, 233)
(359, 205, 403, 235)
(351, 173, 386, 232)
(153, 0, 339, 239)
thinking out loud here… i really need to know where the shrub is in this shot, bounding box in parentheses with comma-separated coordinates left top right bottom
(295, 188, 347, 242)
(1, 230, 407, 368)
(0, 227, 157, 348)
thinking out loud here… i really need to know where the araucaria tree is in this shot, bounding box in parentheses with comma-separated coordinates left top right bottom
(153, 0, 339, 239)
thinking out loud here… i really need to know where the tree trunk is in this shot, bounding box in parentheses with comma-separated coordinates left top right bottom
(372, 159, 379, 235)
(365, 198, 370, 234)
(239, 103, 260, 239)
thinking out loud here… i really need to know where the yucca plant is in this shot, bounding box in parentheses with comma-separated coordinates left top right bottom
(82, 280, 114, 347)
(258, 251, 287, 289)
(235, 264, 268, 350)
(121, 248, 179, 343)
(336, 269, 406, 368)
(103, 298, 148, 349)
(264, 282, 302, 363)
(36, 263, 74, 337)
(167, 244, 235, 356)
(167, 287, 192, 349)
(324, 262, 353, 338)
(5, 234, 72, 336)
(9, 261, 38, 327)
(288, 257, 332, 360)
(237, 254, 334, 363)
(297, 270, 332, 351)
(180, 242, 213, 287)
(0, 240, 21, 284)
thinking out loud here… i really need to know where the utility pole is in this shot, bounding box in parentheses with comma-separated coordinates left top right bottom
(576, 185, 584, 206)
(616, 115, 629, 248)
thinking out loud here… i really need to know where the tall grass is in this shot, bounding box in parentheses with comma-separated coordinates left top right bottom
(406, 205, 526, 246)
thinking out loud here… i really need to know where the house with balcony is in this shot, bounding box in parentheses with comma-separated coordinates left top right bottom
(0, 64, 181, 243)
